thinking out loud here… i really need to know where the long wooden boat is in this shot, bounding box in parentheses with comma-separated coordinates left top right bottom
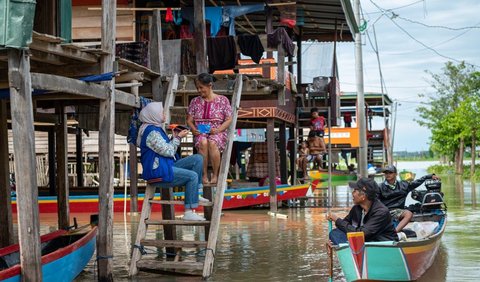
(11, 183, 312, 213)
(334, 210, 446, 281)
(0, 226, 97, 282)
(308, 170, 357, 182)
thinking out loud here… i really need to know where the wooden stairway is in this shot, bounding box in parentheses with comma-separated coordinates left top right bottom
(129, 74, 243, 279)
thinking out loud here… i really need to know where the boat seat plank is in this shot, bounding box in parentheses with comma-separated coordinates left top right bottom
(137, 260, 204, 271)
(140, 239, 207, 248)
(145, 220, 211, 226)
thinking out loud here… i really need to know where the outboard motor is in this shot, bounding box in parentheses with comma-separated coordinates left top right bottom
(411, 179, 444, 211)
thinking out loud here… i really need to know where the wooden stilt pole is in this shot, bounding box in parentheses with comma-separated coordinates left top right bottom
(8, 48, 42, 281)
(150, 9, 164, 101)
(0, 100, 14, 247)
(267, 118, 277, 212)
(129, 80, 139, 213)
(194, 0, 207, 73)
(97, 0, 116, 280)
(56, 103, 69, 230)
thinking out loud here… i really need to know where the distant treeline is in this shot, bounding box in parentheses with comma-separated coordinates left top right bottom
(394, 150, 435, 161)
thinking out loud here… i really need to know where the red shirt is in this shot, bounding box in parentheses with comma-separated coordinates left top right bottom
(311, 116, 326, 131)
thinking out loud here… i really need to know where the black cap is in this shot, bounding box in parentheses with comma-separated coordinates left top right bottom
(349, 178, 378, 201)
(382, 165, 397, 173)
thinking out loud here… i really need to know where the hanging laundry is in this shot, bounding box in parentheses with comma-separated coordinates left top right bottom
(267, 27, 295, 57)
(173, 10, 183, 25)
(165, 7, 173, 22)
(181, 7, 223, 37)
(223, 4, 265, 36)
(207, 36, 237, 73)
(237, 34, 264, 64)
(180, 24, 193, 39)
(181, 39, 197, 74)
(273, 1, 297, 28)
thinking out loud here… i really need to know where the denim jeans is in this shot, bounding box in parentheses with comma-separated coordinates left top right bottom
(153, 154, 203, 209)
(329, 228, 348, 245)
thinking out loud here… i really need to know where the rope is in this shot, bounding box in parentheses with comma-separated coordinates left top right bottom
(96, 255, 114, 260)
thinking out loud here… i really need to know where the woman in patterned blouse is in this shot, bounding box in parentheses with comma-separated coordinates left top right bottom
(187, 73, 233, 184)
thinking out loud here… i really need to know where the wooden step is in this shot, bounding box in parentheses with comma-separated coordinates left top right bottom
(149, 200, 213, 206)
(141, 239, 207, 248)
(137, 260, 204, 271)
(145, 219, 211, 226)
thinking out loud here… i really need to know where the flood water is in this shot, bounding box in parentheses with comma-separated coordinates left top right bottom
(29, 161, 479, 281)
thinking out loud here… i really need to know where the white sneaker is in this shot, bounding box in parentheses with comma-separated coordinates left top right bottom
(183, 211, 206, 221)
(397, 232, 407, 241)
(199, 196, 211, 204)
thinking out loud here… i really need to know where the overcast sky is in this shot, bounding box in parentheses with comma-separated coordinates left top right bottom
(306, 0, 480, 152)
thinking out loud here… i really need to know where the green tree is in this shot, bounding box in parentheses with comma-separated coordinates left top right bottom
(416, 62, 479, 174)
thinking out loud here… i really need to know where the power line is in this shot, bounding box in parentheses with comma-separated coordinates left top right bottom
(369, 0, 480, 68)
(394, 13, 480, 31)
(363, 0, 425, 15)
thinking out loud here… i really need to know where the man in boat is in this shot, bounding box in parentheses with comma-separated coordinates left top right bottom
(378, 165, 439, 233)
(327, 178, 397, 245)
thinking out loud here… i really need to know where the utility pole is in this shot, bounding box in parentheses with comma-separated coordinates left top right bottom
(354, 0, 368, 177)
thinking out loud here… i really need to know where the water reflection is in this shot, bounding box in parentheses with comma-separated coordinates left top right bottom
(38, 161, 478, 281)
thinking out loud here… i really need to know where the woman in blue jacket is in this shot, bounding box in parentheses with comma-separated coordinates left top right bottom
(137, 102, 208, 221)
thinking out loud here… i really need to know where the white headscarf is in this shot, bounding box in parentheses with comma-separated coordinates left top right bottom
(137, 102, 164, 146)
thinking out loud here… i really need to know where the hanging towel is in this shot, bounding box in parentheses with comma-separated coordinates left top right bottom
(237, 34, 264, 64)
(267, 27, 295, 57)
(207, 36, 237, 73)
(181, 7, 223, 37)
(165, 8, 173, 22)
(223, 4, 265, 36)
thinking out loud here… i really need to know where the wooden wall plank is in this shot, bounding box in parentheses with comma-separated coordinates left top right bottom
(8, 48, 42, 280)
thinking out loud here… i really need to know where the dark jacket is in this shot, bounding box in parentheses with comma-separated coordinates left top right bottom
(378, 174, 434, 209)
(335, 199, 397, 242)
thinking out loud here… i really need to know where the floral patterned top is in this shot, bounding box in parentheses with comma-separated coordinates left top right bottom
(187, 95, 232, 151)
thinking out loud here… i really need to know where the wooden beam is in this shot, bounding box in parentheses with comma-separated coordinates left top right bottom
(149, 10, 164, 101)
(97, 0, 116, 280)
(194, 0, 207, 74)
(267, 118, 277, 212)
(31, 73, 107, 100)
(29, 40, 98, 63)
(8, 48, 42, 280)
(55, 104, 69, 230)
(114, 89, 138, 107)
(0, 100, 14, 247)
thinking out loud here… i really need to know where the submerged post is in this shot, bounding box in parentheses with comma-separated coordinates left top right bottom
(8, 48, 42, 280)
(97, 0, 116, 280)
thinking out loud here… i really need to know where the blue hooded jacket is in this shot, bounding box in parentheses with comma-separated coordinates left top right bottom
(139, 125, 174, 182)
